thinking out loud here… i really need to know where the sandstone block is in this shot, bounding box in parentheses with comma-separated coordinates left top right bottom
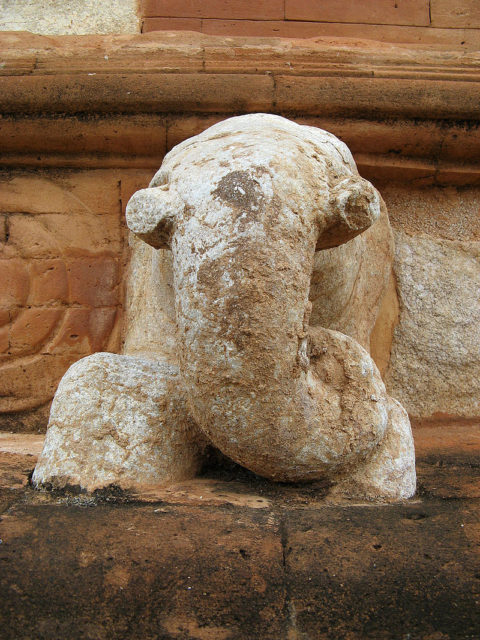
(29, 259, 68, 306)
(141, 0, 284, 20)
(285, 0, 430, 26)
(142, 17, 202, 33)
(0, 168, 124, 419)
(199, 19, 480, 47)
(431, 0, 480, 28)
(67, 258, 119, 307)
(0, 259, 29, 308)
(0, 73, 274, 115)
(379, 184, 480, 243)
(0, 354, 82, 413)
(9, 308, 62, 355)
(32, 353, 205, 491)
(0, 115, 166, 159)
(0, 171, 121, 216)
(386, 231, 480, 418)
(0, 326, 8, 353)
(47, 307, 118, 355)
(275, 76, 480, 120)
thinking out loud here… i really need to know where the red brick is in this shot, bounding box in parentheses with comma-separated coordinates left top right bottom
(0, 353, 82, 412)
(29, 260, 68, 306)
(47, 307, 118, 355)
(285, 0, 430, 26)
(0, 259, 29, 308)
(201, 19, 480, 46)
(141, 0, 284, 20)
(431, 0, 480, 28)
(0, 171, 120, 216)
(143, 17, 202, 32)
(66, 258, 119, 307)
(9, 308, 62, 355)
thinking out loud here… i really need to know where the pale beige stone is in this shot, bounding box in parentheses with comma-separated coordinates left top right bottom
(0, 0, 140, 35)
(331, 398, 416, 501)
(126, 113, 415, 495)
(32, 352, 205, 492)
(36, 114, 415, 499)
(123, 235, 177, 362)
(386, 231, 480, 418)
(310, 200, 393, 350)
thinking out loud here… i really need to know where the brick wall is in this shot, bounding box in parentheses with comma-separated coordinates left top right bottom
(141, 0, 480, 47)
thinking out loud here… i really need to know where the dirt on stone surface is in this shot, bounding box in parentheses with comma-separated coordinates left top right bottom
(0, 427, 479, 640)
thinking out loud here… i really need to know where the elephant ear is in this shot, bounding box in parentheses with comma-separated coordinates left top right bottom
(316, 176, 381, 251)
(126, 181, 184, 250)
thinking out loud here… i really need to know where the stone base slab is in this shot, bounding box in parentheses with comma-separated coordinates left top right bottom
(0, 425, 479, 639)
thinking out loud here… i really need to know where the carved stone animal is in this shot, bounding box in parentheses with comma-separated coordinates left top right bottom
(33, 114, 415, 500)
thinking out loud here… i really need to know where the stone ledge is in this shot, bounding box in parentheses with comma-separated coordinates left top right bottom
(0, 426, 479, 639)
(1, 423, 478, 502)
(0, 31, 479, 182)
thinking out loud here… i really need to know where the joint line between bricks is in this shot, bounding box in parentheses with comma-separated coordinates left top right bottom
(278, 506, 294, 635)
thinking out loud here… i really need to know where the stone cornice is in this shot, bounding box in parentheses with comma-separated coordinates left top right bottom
(1, 31, 479, 183)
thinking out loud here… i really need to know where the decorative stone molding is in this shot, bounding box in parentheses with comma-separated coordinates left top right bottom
(0, 31, 478, 428)
(0, 31, 479, 183)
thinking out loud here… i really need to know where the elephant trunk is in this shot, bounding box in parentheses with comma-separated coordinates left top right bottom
(126, 120, 389, 482)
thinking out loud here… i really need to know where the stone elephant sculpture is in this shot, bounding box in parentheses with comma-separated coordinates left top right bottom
(33, 114, 415, 500)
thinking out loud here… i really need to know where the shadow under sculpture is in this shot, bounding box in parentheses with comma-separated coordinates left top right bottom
(33, 114, 416, 500)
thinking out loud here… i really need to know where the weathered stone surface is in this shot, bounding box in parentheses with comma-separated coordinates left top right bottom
(310, 199, 393, 350)
(0, 0, 140, 35)
(0, 453, 479, 639)
(0, 500, 286, 640)
(283, 500, 480, 640)
(124, 113, 414, 496)
(0, 170, 124, 425)
(123, 236, 177, 362)
(32, 353, 205, 491)
(386, 231, 480, 418)
(379, 183, 480, 243)
(332, 398, 416, 501)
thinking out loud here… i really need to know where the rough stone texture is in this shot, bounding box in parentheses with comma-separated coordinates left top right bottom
(386, 231, 480, 418)
(310, 200, 393, 350)
(123, 113, 415, 496)
(32, 353, 205, 491)
(0, 170, 124, 429)
(1, 422, 479, 640)
(379, 183, 480, 243)
(332, 398, 416, 501)
(0, 0, 140, 35)
(123, 236, 177, 362)
(142, 0, 480, 47)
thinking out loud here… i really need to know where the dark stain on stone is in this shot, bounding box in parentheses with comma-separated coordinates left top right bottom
(212, 170, 265, 228)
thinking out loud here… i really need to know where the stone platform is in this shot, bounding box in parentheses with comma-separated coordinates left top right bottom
(0, 426, 479, 640)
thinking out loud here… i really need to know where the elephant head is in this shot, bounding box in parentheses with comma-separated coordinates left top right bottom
(126, 114, 391, 482)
